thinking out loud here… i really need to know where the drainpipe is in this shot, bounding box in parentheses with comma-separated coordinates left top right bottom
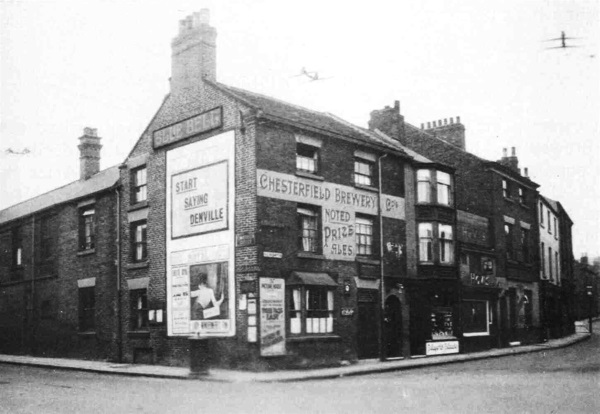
(378, 153, 388, 362)
(115, 187, 123, 362)
(30, 216, 35, 350)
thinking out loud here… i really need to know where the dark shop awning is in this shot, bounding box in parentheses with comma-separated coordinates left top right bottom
(288, 272, 337, 286)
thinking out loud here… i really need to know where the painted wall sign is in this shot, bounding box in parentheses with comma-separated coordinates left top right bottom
(166, 131, 235, 338)
(426, 340, 459, 356)
(153, 107, 222, 148)
(257, 169, 405, 261)
(457, 210, 490, 246)
(171, 161, 228, 239)
(259, 278, 286, 356)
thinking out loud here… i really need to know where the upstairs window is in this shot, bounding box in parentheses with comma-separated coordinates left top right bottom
(355, 216, 374, 256)
(439, 224, 454, 264)
(518, 187, 525, 204)
(554, 218, 558, 239)
(417, 170, 431, 203)
(437, 172, 452, 206)
(79, 207, 95, 251)
(132, 167, 147, 203)
(130, 289, 149, 331)
(541, 242, 546, 278)
(354, 159, 374, 186)
(547, 211, 551, 233)
(502, 179, 509, 198)
(548, 247, 553, 280)
(555, 252, 559, 281)
(131, 221, 148, 262)
(540, 203, 544, 226)
(296, 143, 319, 174)
(504, 223, 514, 259)
(521, 228, 530, 262)
(419, 223, 433, 262)
(297, 205, 320, 253)
(12, 227, 22, 267)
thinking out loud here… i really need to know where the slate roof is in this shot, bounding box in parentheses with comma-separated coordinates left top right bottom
(209, 81, 409, 156)
(0, 166, 120, 226)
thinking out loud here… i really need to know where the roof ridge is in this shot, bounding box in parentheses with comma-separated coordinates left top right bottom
(0, 164, 120, 215)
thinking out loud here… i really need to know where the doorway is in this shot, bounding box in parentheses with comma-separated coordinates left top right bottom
(384, 295, 402, 358)
(357, 289, 379, 359)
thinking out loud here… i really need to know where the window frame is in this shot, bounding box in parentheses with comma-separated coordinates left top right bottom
(355, 215, 375, 257)
(130, 289, 149, 331)
(540, 202, 544, 227)
(131, 221, 148, 262)
(547, 211, 552, 234)
(548, 246, 553, 281)
(541, 242, 546, 278)
(504, 223, 514, 259)
(518, 187, 525, 204)
(297, 205, 321, 254)
(502, 179, 509, 198)
(418, 223, 434, 263)
(417, 169, 432, 203)
(520, 227, 530, 262)
(11, 227, 22, 268)
(436, 171, 452, 206)
(462, 300, 491, 337)
(132, 166, 148, 204)
(354, 158, 374, 187)
(78, 286, 95, 332)
(78, 207, 96, 251)
(554, 217, 558, 239)
(296, 143, 319, 175)
(288, 285, 334, 336)
(438, 223, 454, 264)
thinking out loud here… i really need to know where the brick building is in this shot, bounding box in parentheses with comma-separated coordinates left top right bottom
(0, 128, 119, 360)
(369, 108, 543, 349)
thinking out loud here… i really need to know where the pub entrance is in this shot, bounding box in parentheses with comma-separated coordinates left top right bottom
(384, 295, 402, 358)
(357, 289, 379, 359)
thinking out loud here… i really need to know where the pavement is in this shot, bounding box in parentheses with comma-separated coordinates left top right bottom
(0, 328, 592, 383)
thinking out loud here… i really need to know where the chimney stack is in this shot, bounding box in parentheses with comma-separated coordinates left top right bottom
(368, 101, 406, 143)
(422, 115, 466, 150)
(171, 9, 217, 93)
(498, 146, 520, 173)
(78, 127, 102, 180)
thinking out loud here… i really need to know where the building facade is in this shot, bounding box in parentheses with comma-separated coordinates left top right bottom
(0, 129, 120, 360)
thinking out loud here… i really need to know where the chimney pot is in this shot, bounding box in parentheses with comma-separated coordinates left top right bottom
(444, 118, 448, 125)
(421, 123, 424, 130)
(394, 100, 400, 111)
(524, 167, 529, 177)
(502, 148, 507, 157)
(433, 121, 437, 127)
(438, 119, 442, 126)
(199, 8, 210, 25)
(78, 127, 102, 180)
(457, 116, 461, 123)
(511, 147, 516, 156)
(427, 122, 431, 129)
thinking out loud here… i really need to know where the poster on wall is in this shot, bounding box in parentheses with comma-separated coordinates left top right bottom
(166, 130, 235, 337)
(259, 278, 286, 356)
(171, 160, 229, 239)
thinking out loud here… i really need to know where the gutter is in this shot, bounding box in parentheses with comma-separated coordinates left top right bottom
(115, 186, 123, 363)
(378, 153, 388, 362)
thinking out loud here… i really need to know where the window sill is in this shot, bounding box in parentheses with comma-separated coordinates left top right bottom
(295, 171, 324, 181)
(519, 203, 530, 210)
(297, 252, 325, 260)
(354, 183, 377, 193)
(287, 334, 341, 343)
(415, 202, 454, 208)
(463, 332, 490, 337)
(126, 261, 149, 270)
(127, 331, 150, 339)
(77, 249, 96, 256)
(356, 256, 380, 265)
(128, 200, 149, 212)
(78, 331, 96, 337)
(419, 262, 456, 266)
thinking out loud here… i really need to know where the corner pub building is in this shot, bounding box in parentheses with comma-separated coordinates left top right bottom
(1, 10, 572, 370)
(117, 10, 464, 369)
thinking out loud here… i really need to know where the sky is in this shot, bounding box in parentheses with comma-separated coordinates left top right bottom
(1, 0, 598, 257)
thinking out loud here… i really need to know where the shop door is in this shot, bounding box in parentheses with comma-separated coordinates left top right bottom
(384, 295, 402, 358)
(357, 289, 379, 359)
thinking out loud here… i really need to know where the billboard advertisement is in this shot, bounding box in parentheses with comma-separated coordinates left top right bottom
(166, 130, 235, 337)
(259, 278, 286, 356)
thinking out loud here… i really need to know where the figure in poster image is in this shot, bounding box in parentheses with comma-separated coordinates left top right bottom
(191, 272, 224, 319)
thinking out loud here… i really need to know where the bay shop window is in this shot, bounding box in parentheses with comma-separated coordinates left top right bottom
(288, 272, 337, 336)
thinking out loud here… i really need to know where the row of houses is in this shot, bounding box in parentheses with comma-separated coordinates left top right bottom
(0, 10, 580, 369)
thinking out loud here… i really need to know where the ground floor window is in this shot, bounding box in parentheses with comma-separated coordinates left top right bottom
(289, 286, 334, 335)
(431, 307, 455, 339)
(130, 289, 148, 330)
(461, 300, 490, 336)
(78, 287, 95, 332)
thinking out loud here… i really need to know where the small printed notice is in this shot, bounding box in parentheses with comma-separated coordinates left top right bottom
(259, 278, 286, 356)
(426, 341, 459, 356)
